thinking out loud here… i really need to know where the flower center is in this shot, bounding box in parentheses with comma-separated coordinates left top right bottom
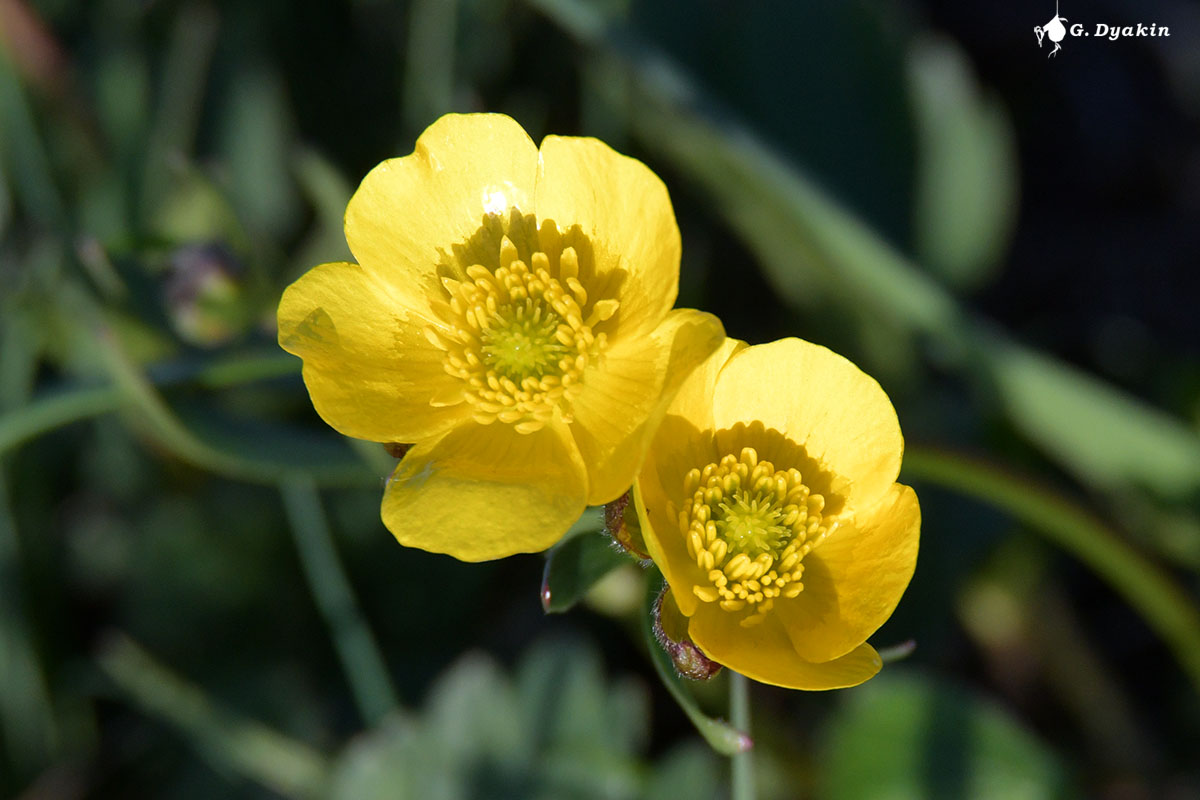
(427, 210, 618, 433)
(479, 303, 566, 382)
(677, 447, 833, 627)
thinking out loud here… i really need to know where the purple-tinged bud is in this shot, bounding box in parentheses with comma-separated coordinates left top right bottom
(652, 586, 722, 681)
(164, 243, 249, 347)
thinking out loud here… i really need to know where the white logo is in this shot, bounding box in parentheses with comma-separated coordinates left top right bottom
(1034, 1, 1068, 57)
(1035, 2, 1171, 57)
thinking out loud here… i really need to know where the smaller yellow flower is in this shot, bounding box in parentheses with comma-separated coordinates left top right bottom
(635, 338, 920, 689)
(278, 114, 723, 561)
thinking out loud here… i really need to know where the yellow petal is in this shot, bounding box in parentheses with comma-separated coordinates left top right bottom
(277, 261, 467, 442)
(776, 483, 920, 662)
(688, 605, 882, 690)
(571, 309, 724, 505)
(634, 470, 708, 618)
(657, 586, 691, 644)
(664, 337, 746, 431)
(631, 337, 747, 617)
(712, 338, 903, 511)
(380, 418, 587, 561)
(534, 135, 679, 338)
(345, 114, 539, 311)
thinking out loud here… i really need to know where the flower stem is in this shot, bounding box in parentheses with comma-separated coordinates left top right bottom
(730, 671, 755, 800)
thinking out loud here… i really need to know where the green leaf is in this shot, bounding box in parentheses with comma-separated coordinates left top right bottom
(424, 653, 526, 767)
(540, 526, 630, 613)
(644, 743, 723, 800)
(0, 47, 66, 231)
(515, 637, 648, 758)
(329, 640, 654, 800)
(218, 63, 299, 238)
(290, 147, 354, 276)
(903, 447, 1200, 694)
(139, 2, 219, 222)
(822, 672, 1074, 800)
(328, 716, 442, 800)
(640, 573, 751, 756)
(983, 338, 1200, 497)
(909, 35, 1017, 289)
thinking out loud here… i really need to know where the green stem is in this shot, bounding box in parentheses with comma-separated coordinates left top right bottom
(279, 478, 399, 725)
(0, 384, 121, 456)
(729, 671, 755, 800)
(903, 447, 1200, 695)
(641, 573, 751, 755)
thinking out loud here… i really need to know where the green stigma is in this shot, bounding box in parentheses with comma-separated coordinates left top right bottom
(714, 494, 792, 559)
(480, 301, 567, 382)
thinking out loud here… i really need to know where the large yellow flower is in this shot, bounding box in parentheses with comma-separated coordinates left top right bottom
(636, 338, 919, 689)
(278, 114, 723, 561)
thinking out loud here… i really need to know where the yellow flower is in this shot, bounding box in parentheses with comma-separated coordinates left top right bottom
(635, 338, 920, 689)
(278, 114, 723, 561)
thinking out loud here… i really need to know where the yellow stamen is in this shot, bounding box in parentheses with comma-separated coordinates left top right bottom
(429, 210, 618, 432)
(677, 446, 832, 622)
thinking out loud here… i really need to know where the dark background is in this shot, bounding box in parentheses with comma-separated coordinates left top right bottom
(1, 0, 1198, 797)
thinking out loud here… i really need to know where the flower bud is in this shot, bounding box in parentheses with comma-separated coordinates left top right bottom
(164, 243, 250, 347)
(652, 586, 722, 681)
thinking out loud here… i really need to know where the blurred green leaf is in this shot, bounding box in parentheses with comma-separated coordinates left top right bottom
(403, 0, 458, 132)
(641, 573, 751, 756)
(909, 35, 1017, 289)
(0, 303, 63, 779)
(290, 147, 354, 276)
(644, 743, 723, 800)
(98, 633, 330, 799)
(822, 671, 1074, 800)
(139, 1, 218, 221)
(0, 48, 66, 230)
(903, 447, 1200, 694)
(219, 63, 299, 238)
(983, 337, 1200, 497)
(330, 714, 456, 800)
(330, 640, 686, 800)
(94, 44, 150, 163)
(541, 530, 632, 613)
(515, 637, 648, 758)
(425, 653, 526, 768)
(0, 471, 61, 780)
(0, 149, 12, 235)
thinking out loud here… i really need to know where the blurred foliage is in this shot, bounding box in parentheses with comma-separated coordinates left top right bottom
(821, 671, 1072, 800)
(2, 0, 1199, 798)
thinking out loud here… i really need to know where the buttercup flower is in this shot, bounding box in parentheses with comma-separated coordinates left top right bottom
(278, 114, 723, 561)
(635, 338, 919, 689)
